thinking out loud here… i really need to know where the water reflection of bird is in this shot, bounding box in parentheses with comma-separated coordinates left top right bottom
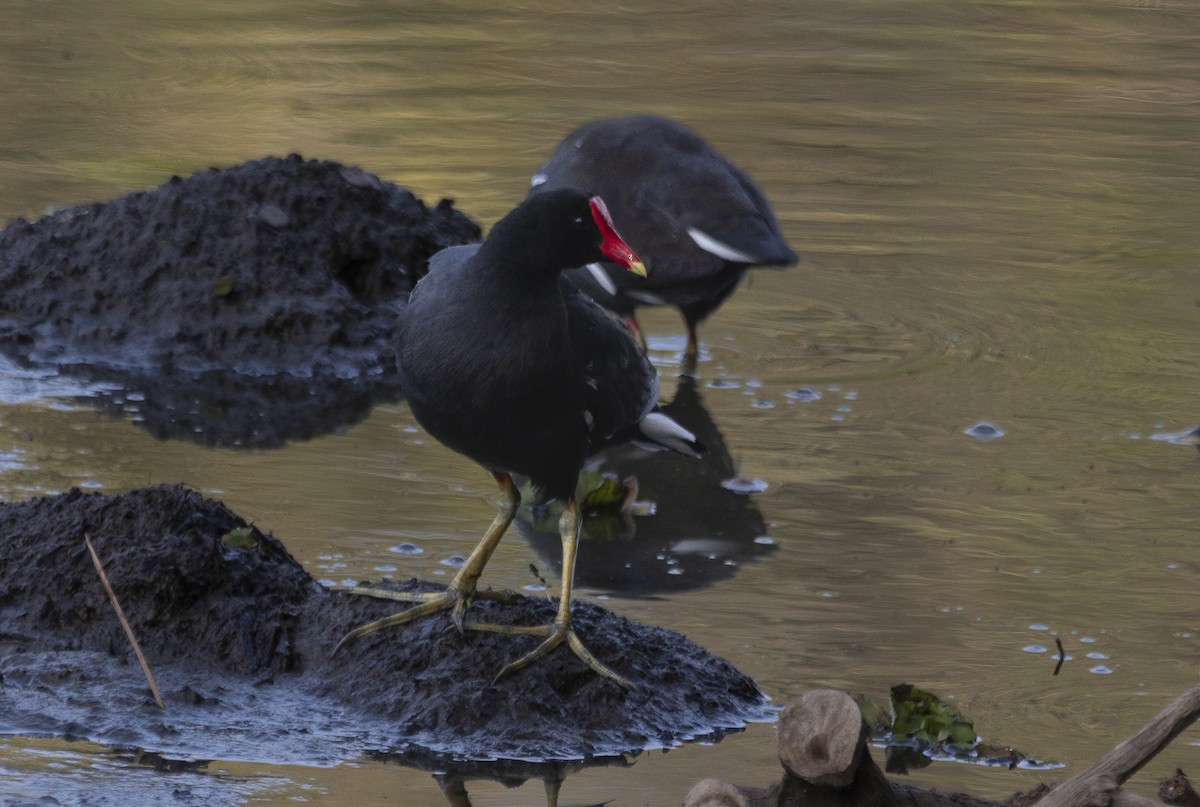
(516, 375, 775, 596)
(530, 116, 797, 370)
(334, 189, 703, 688)
(368, 747, 630, 807)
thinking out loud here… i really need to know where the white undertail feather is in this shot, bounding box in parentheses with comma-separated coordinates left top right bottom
(687, 227, 759, 263)
(637, 412, 701, 457)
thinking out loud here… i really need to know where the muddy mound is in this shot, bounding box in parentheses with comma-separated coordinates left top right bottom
(0, 155, 481, 378)
(0, 486, 771, 766)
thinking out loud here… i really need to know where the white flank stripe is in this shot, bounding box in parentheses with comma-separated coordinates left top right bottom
(687, 227, 759, 263)
(626, 290, 666, 305)
(530, 172, 548, 188)
(586, 262, 618, 296)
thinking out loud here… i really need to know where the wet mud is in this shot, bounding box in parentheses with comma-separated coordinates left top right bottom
(0, 155, 481, 448)
(0, 154, 479, 376)
(0, 485, 771, 766)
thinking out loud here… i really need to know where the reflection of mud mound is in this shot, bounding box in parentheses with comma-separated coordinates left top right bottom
(0, 154, 480, 377)
(82, 367, 392, 448)
(0, 486, 770, 766)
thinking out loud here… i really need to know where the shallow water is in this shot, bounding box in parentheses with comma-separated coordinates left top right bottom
(2, 1, 1200, 804)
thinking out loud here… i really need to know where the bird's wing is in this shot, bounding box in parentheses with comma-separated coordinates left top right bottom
(562, 277, 659, 444)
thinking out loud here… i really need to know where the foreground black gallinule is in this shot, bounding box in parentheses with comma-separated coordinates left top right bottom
(530, 115, 798, 369)
(335, 189, 703, 688)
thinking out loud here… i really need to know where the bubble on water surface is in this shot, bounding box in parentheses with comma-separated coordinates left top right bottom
(721, 477, 768, 494)
(786, 387, 821, 402)
(964, 421, 1005, 442)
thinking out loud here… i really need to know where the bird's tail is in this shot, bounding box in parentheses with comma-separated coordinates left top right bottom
(634, 411, 705, 458)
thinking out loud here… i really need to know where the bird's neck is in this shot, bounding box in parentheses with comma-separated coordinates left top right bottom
(474, 235, 562, 288)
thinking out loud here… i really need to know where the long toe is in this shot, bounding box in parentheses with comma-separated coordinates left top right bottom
(333, 588, 464, 656)
(494, 625, 634, 690)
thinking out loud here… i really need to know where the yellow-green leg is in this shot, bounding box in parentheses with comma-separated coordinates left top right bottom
(332, 471, 520, 655)
(469, 496, 634, 690)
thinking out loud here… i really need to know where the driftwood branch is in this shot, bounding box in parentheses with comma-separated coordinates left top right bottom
(1034, 682, 1200, 807)
(684, 686, 1200, 807)
(85, 534, 165, 709)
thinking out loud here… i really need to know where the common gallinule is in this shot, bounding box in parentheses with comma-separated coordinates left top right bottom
(530, 115, 798, 369)
(335, 189, 703, 688)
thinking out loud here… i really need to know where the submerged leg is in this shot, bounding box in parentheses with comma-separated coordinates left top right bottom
(332, 471, 520, 655)
(681, 322, 700, 376)
(473, 496, 633, 689)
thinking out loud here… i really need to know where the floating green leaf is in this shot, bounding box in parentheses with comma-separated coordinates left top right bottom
(890, 683, 976, 751)
(212, 275, 235, 297)
(852, 693, 892, 735)
(220, 526, 257, 549)
(579, 473, 629, 511)
(863, 684, 1053, 771)
(517, 472, 642, 543)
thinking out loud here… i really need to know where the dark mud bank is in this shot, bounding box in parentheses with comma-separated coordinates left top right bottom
(0, 154, 479, 377)
(0, 156, 482, 448)
(0, 486, 771, 765)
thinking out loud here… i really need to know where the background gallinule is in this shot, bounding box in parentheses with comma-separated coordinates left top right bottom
(335, 189, 703, 688)
(529, 115, 798, 370)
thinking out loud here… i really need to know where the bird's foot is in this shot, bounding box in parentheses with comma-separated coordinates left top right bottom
(466, 620, 634, 690)
(332, 584, 518, 655)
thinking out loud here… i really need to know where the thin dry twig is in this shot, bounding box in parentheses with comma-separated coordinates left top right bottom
(84, 533, 165, 709)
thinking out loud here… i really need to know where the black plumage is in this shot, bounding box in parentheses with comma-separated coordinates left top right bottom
(336, 189, 702, 687)
(530, 115, 798, 365)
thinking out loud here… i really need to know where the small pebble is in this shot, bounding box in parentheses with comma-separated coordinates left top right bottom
(339, 166, 383, 189)
(254, 203, 290, 228)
